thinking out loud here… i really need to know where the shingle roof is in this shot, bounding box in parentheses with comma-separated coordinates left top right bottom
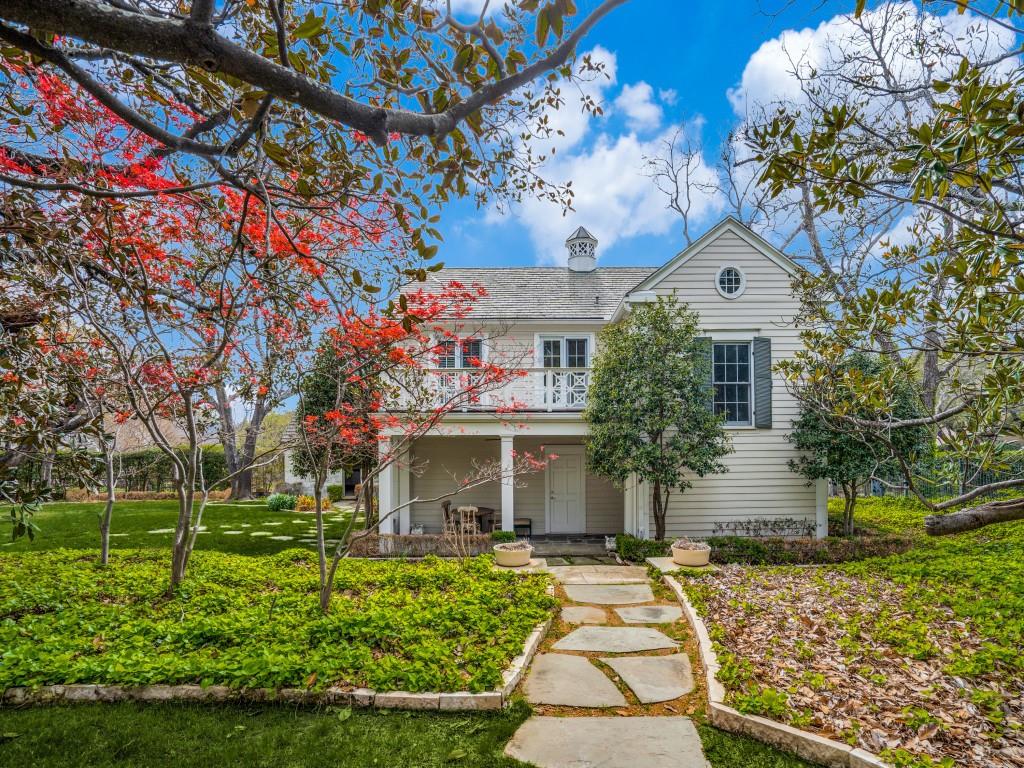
(408, 267, 655, 320)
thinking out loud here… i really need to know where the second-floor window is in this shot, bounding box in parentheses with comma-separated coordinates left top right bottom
(713, 342, 751, 426)
(438, 338, 483, 368)
(541, 336, 589, 368)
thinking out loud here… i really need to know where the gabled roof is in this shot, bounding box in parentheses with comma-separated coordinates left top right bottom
(627, 216, 801, 295)
(407, 266, 655, 321)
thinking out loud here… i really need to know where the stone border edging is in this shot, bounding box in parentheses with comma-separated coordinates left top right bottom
(662, 575, 890, 768)
(1, 593, 556, 714)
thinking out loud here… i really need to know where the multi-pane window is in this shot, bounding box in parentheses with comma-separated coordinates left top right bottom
(542, 338, 562, 368)
(713, 342, 751, 425)
(437, 340, 457, 369)
(541, 336, 588, 367)
(461, 339, 482, 366)
(437, 338, 482, 368)
(566, 338, 588, 367)
(717, 266, 745, 297)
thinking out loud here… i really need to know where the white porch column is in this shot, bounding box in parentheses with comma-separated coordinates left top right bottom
(500, 434, 515, 532)
(398, 449, 411, 535)
(378, 437, 397, 534)
(815, 478, 828, 539)
(636, 478, 652, 540)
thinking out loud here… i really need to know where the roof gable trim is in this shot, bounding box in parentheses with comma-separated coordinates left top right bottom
(626, 217, 800, 295)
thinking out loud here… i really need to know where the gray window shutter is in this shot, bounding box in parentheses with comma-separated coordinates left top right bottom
(753, 336, 772, 429)
(696, 336, 713, 411)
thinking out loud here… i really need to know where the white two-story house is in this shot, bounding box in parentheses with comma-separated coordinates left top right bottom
(376, 217, 827, 541)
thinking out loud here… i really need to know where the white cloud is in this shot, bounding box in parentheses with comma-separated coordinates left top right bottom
(525, 45, 618, 158)
(438, 0, 499, 17)
(728, 1, 1019, 118)
(505, 126, 723, 265)
(613, 82, 664, 132)
(658, 88, 678, 106)
(490, 47, 723, 264)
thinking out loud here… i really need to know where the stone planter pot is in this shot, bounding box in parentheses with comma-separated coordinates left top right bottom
(671, 544, 710, 567)
(493, 545, 533, 568)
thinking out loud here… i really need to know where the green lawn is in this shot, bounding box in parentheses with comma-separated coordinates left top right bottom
(2, 499, 358, 556)
(0, 701, 816, 768)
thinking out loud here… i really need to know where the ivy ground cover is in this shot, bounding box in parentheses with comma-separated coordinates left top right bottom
(0, 550, 554, 693)
(0, 500, 359, 556)
(684, 497, 1024, 768)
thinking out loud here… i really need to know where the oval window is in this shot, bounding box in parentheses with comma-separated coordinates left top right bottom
(716, 266, 745, 298)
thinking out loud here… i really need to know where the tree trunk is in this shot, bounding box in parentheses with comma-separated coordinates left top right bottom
(843, 486, 857, 537)
(362, 464, 375, 529)
(168, 439, 199, 592)
(40, 450, 54, 488)
(652, 478, 667, 541)
(232, 399, 267, 500)
(213, 384, 241, 496)
(314, 481, 330, 612)
(99, 447, 115, 565)
(925, 498, 1024, 536)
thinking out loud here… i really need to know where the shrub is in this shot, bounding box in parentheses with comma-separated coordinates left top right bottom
(491, 530, 515, 543)
(326, 484, 346, 503)
(295, 494, 318, 511)
(709, 535, 913, 565)
(615, 534, 669, 563)
(266, 493, 297, 512)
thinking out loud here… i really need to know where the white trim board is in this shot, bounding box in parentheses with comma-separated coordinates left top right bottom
(612, 217, 802, 320)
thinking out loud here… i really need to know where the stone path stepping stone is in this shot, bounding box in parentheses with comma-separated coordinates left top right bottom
(505, 716, 710, 768)
(553, 626, 677, 653)
(549, 565, 649, 585)
(561, 606, 607, 624)
(615, 605, 683, 624)
(646, 556, 718, 575)
(563, 584, 654, 605)
(601, 654, 694, 703)
(523, 654, 626, 707)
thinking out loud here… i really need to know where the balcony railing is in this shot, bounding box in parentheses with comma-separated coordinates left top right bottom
(424, 367, 591, 412)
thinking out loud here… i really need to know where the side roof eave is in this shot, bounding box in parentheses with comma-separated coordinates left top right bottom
(626, 216, 801, 296)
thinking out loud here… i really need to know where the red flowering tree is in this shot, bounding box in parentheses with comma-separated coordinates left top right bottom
(291, 282, 550, 612)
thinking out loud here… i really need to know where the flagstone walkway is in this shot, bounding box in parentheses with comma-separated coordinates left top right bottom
(504, 564, 711, 768)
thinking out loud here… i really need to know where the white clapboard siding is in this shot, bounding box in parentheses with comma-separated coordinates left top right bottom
(641, 227, 817, 536)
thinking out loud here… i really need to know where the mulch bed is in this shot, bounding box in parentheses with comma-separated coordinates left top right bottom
(692, 565, 1024, 768)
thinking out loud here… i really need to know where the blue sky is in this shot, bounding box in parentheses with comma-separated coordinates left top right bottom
(434, 0, 845, 269)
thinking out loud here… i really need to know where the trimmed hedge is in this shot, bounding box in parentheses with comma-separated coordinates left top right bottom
(615, 534, 670, 563)
(708, 534, 914, 565)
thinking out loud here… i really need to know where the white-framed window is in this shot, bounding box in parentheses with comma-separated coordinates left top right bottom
(539, 335, 590, 368)
(715, 265, 746, 299)
(437, 338, 483, 368)
(713, 341, 752, 426)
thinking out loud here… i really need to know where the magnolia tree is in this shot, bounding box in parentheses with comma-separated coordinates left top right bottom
(788, 354, 930, 536)
(290, 282, 548, 612)
(585, 295, 732, 541)
(754, 0, 1024, 534)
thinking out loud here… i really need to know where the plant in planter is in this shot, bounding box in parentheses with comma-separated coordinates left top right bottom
(493, 540, 534, 568)
(670, 537, 711, 567)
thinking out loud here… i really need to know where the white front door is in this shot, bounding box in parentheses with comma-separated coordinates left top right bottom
(546, 446, 586, 534)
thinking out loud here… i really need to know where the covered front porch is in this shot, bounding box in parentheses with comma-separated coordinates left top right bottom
(377, 420, 648, 538)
